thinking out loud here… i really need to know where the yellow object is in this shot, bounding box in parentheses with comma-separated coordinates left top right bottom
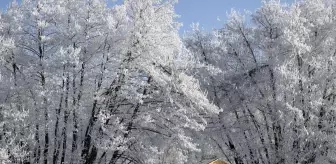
(208, 159, 230, 164)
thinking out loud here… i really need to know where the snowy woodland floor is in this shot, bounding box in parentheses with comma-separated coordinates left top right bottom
(1, 0, 336, 164)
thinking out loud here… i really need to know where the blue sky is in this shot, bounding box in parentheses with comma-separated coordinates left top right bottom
(175, 0, 294, 34)
(0, 0, 294, 33)
(176, 0, 265, 33)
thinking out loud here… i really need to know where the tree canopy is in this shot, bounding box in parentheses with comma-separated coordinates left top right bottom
(1, 0, 336, 164)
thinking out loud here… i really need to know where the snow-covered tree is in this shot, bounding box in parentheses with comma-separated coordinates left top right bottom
(3, 0, 336, 163)
(183, 1, 336, 164)
(0, 0, 221, 163)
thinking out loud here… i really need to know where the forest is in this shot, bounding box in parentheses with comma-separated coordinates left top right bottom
(1, 0, 336, 163)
